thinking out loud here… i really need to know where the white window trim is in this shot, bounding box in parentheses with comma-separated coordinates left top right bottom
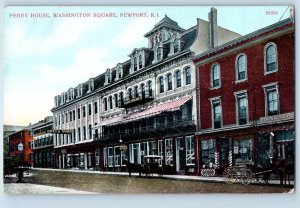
(235, 53, 248, 82)
(166, 73, 173, 91)
(234, 90, 249, 125)
(165, 139, 173, 166)
(185, 136, 195, 166)
(264, 42, 278, 75)
(209, 96, 223, 129)
(262, 82, 280, 117)
(210, 63, 221, 89)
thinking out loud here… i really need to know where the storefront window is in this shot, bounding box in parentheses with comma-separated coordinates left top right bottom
(149, 141, 157, 155)
(201, 139, 216, 168)
(121, 150, 126, 166)
(234, 138, 253, 164)
(103, 148, 107, 167)
(165, 139, 173, 166)
(186, 136, 195, 165)
(114, 147, 121, 167)
(141, 142, 148, 164)
(158, 140, 163, 165)
(108, 147, 114, 167)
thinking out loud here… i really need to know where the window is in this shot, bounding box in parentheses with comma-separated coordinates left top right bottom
(68, 112, 71, 122)
(103, 148, 108, 167)
(109, 96, 113, 109)
(176, 70, 181, 88)
(186, 136, 195, 165)
(83, 106, 86, 117)
(201, 139, 216, 168)
(108, 147, 114, 167)
(83, 126, 86, 140)
(94, 102, 98, 114)
(139, 55, 142, 69)
(167, 73, 172, 91)
(157, 48, 162, 61)
(77, 108, 80, 119)
(141, 83, 145, 98)
(66, 113, 68, 123)
(185, 67, 191, 85)
(62, 115, 64, 124)
(234, 138, 253, 164)
(165, 139, 173, 166)
(210, 98, 222, 129)
(148, 81, 153, 97)
(78, 128, 81, 141)
(263, 84, 279, 116)
(235, 92, 248, 125)
(88, 125, 92, 140)
(134, 57, 137, 71)
(114, 147, 121, 166)
(88, 104, 91, 116)
(134, 85, 139, 98)
(128, 88, 133, 100)
(73, 110, 75, 121)
(236, 54, 247, 80)
(119, 92, 124, 107)
(104, 98, 108, 111)
(265, 43, 278, 73)
(159, 77, 164, 93)
(114, 94, 118, 108)
(211, 64, 220, 88)
(174, 40, 179, 53)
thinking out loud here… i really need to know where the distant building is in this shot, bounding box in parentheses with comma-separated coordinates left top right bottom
(3, 125, 26, 157)
(8, 129, 33, 163)
(193, 18, 294, 175)
(29, 116, 54, 168)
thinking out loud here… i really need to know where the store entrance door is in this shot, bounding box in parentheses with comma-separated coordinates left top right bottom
(175, 137, 185, 173)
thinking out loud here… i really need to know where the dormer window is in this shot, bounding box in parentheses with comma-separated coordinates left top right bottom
(78, 84, 83, 97)
(88, 79, 94, 92)
(174, 40, 179, 53)
(157, 48, 162, 61)
(139, 55, 143, 69)
(134, 57, 138, 72)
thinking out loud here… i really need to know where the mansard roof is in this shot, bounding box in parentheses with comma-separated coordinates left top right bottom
(144, 15, 185, 37)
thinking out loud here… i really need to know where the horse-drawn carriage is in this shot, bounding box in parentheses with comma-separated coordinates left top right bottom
(223, 160, 294, 186)
(124, 155, 164, 177)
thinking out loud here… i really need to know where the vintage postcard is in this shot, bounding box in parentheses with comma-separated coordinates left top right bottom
(3, 6, 295, 194)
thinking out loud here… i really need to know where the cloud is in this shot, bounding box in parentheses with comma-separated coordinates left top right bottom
(112, 18, 156, 48)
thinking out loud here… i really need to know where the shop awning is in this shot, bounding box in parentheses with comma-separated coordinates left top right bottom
(99, 95, 192, 127)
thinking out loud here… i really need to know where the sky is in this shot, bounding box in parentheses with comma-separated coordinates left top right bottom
(3, 6, 291, 126)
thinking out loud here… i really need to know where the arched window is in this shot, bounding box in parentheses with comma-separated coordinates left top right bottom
(185, 67, 191, 85)
(119, 92, 124, 107)
(109, 96, 113, 109)
(128, 88, 133, 100)
(236, 54, 247, 80)
(114, 94, 118, 108)
(104, 98, 108, 111)
(141, 83, 145, 98)
(167, 73, 172, 91)
(176, 70, 181, 88)
(159, 77, 164, 93)
(148, 81, 153, 97)
(265, 43, 278, 72)
(139, 55, 143, 69)
(134, 85, 139, 98)
(211, 64, 220, 88)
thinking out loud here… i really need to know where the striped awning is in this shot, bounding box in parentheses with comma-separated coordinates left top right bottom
(99, 95, 192, 127)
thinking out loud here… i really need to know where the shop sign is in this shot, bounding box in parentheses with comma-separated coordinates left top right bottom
(47, 129, 73, 134)
(259, 112, 294, 124)
(239, 147, 247, 154)
(234, 146, 239, 154)
(119, 145, 127, 151)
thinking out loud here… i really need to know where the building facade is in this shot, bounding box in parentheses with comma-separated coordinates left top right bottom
(30, 116, 54, 168)
(51, 8, 240, 175)
(193, 18, 295, 175)
(8, 129, 33, 164)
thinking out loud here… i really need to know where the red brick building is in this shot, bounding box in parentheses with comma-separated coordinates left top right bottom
(193, 18, 295, 175)
(8, 129, 34, 163)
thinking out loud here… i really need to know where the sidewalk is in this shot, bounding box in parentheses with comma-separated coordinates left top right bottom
(32, 168, 294, 186)
(4, 183, 97, 194)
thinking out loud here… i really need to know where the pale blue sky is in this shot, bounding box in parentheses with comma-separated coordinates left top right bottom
(3, 6, 291, 125)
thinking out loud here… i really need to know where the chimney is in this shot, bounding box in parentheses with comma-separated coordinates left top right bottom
(208, 7, 218, 48)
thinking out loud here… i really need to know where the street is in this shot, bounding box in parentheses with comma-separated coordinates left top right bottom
(3, 169, 293, 194)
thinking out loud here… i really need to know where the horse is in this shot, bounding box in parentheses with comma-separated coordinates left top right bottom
(123, 160, 144, 177)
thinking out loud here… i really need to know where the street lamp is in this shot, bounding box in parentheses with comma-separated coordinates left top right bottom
(17, 142, 24, 164)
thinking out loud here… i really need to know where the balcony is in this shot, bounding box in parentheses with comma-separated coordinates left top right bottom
(123, 93, 154, 108)
(94, 117, 196, 144)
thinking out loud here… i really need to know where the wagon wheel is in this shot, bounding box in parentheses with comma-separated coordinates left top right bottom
(223, 167, 237, 184)
(241, 168, 252, 185)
